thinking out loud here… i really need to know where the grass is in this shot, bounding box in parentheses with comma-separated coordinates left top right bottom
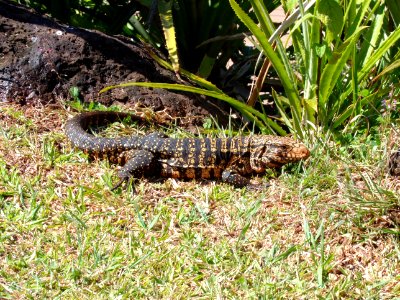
(0, 103, 399, 299)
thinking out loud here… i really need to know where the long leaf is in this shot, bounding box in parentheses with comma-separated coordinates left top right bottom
(272, 90, 294, 132)
(372, 59, 400, 82)
(386, 0, 400, 27)
(357, 3, 385, 69)
(344, 0, 371, 38)
(99, 82, 287, 135)
(332, 89, 387, 128)
(303, 0, 321, 124)
(269, 0, 316, 43)
(251, 0, 298, 84)
(339, 24, 400, 105)
(358, 25, 400, 82)
(229, 0, 303, 136)
(158, 0, 180, 74)
(145, 47, 222, 93)
(319, 27, 366, 118)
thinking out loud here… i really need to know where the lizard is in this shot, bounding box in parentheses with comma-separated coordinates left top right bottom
(65, 111, 310, 190)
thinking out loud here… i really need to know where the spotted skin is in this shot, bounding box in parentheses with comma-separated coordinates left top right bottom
(65, 111, 310, 189)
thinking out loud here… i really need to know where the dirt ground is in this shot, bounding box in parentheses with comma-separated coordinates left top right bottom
(0, 0, 228, 127)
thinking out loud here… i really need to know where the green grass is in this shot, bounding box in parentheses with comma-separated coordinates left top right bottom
(0, 104, 399, 299)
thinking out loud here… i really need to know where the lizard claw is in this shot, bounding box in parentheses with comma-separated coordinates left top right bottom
(111, 177, 137, 193)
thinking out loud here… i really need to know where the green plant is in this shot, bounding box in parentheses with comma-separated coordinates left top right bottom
(230, 0, 400, 136)
(131, 1, 280, 78)
(13, 0, 140, 33)
(102, 1, 400, 139)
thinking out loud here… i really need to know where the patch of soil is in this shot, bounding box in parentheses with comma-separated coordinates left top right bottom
(0, 0, 227, 127)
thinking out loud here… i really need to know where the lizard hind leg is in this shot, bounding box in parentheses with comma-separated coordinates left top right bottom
(111, 149, 157, 191)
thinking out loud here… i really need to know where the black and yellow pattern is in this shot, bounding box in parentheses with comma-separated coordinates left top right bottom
(65, 111, 310, 189)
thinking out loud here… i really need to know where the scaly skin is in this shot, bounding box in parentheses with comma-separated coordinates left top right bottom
(65, 111, 310, 189)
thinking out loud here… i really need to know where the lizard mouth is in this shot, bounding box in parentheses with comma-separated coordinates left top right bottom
(272, 146, 310, 165)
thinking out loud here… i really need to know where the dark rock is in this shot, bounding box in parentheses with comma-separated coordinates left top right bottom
(0, 0, 228, 125)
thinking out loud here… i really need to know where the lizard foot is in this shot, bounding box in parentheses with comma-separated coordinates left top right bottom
(111, 176, 137, 193)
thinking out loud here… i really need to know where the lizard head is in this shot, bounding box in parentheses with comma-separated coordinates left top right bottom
(249, 135, 310, 171)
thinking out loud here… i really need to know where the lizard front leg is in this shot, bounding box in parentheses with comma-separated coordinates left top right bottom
(221, 168, 251, 187)
(221, 156, 253, 187)
(222, 156, 269, 189)
(111, 149, 158, 191)
(222, 168, 270, 190)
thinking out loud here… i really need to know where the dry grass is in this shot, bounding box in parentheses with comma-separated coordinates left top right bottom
(0, 103, 399, 299)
